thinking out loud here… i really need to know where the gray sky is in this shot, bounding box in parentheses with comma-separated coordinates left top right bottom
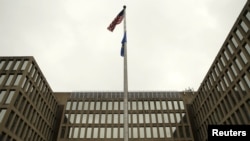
(0, 0, 247, 92)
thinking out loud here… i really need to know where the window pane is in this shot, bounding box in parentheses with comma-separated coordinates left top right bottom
(120, 114, 123, 123)
(227, 44, 234, 54)
(145, 114, 150, 123)
(230, 64, 237, 76)
(114, 102, 118, 110)
(114, 114, 118, 123)
(113, 128, 118, 138)
(100, 114, 105, 123)
(0, 109, 7, 123)
(0, 91, 6, 103)
(69, 127, 73, 138)
(157, 114, 163, 123)
(120, 128, 123, 138)
(133, 128, 138, 138)
(245, 44, 250, 55)
(139, 127, 144, 138)
(179, 101, 185, 110)
(246, 11, 250, 21)
(94, 114, 99, 123)
(144, 101, 149, 110)
(101, 102, 106, 110)
(235, 29, 243, 40)
(120, 101, 123, 110)
(240, 21, 248, 32)
(108, 102, 113, 110)
(73, 127, 79, 138)
(100, 128, 105, 138)
(150, 101, 155, 110)
(106, 128, 111, 138)
(88, 114, 93, 123)
(151, 114, 156, 123)
(66, 102, 71, 110)
(139, 114, 144, 123)
(107, 114, 112, 123)
(132, 114, 137, 123)
(82, 114, 87, 123)
(170, 113, 175, 123)
(80, 127, 85, 138)
(168, 101, 173, 110)
(146, 127, 151, 138)
(84, 102, 89, 110)
(89, 102, 95, 110)
(173, 101, 178, 109)
(220, 56, 226, 66)
(152, 127, 158, 138)
(78, 102, 83, 110)
(138, 101, 143, 110)
(159, 127, 164, 138)
(13, 61, 20, 70)
(69, 114, 75, 123)
(14, 74, 22, 86)
(0, 61, 5, 69)
(0, 75, 5, 85)
(21, 60, 28, 70)
(5, 61, 13, 70)
(156, 101, 161, 110)
(96, 102, 100, 110)
(224, 50, 230, 60)
(176, 113, 181, 123)
(93, 128, 98, 138)
(231, 37, 238, 48)
(6, 75, 14, 86)
(86, 127, 92, 138)
(182, 113, 187, 123)
(75, 114, 81, 123)
(162, 101, 166, 110)
(165, 127, 171, 138)
(227, 70, 233, 82)
(243, 75, 250, 89)
(240, 52, 248, 64)
(5, 91, 15, 104)
(172, 127, 177, 136)
(164, 114, 169, 123)
(72, 102, 77, 110)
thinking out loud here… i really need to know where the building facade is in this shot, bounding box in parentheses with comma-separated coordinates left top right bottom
(190, 1, 250, 140)
(0, 57, 59, 141)
(0, 1, 250, 141)
(55, 92, 194, 141)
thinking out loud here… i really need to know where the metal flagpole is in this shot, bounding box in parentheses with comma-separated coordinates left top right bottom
(122, 5, 129, 141)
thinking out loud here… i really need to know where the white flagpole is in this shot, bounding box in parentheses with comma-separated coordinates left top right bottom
(122, 5, 129, 141)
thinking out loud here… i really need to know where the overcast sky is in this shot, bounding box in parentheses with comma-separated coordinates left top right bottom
(0, 0, 247, 92)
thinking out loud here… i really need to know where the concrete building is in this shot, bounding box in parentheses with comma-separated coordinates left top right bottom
(0, 57, 60, 141)
(0, 0, 249, 141)
(54, 91, 195, 141)
(189, 1, 250, 140)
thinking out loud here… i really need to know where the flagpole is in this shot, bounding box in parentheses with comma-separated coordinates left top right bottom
(122, 5, 129, 141)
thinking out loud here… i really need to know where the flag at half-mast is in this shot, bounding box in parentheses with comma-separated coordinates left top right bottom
(107, 9, 125, 32)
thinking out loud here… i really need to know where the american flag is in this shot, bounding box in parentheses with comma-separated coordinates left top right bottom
(107, 9, 124, 32)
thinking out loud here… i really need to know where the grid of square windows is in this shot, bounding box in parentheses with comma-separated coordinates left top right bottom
(59, 92, 193, 140)
(191, 5, 250, 141)
(0, 57, 58, 141)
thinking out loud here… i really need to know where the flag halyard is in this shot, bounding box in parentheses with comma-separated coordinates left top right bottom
(107, 9, 125, 32)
